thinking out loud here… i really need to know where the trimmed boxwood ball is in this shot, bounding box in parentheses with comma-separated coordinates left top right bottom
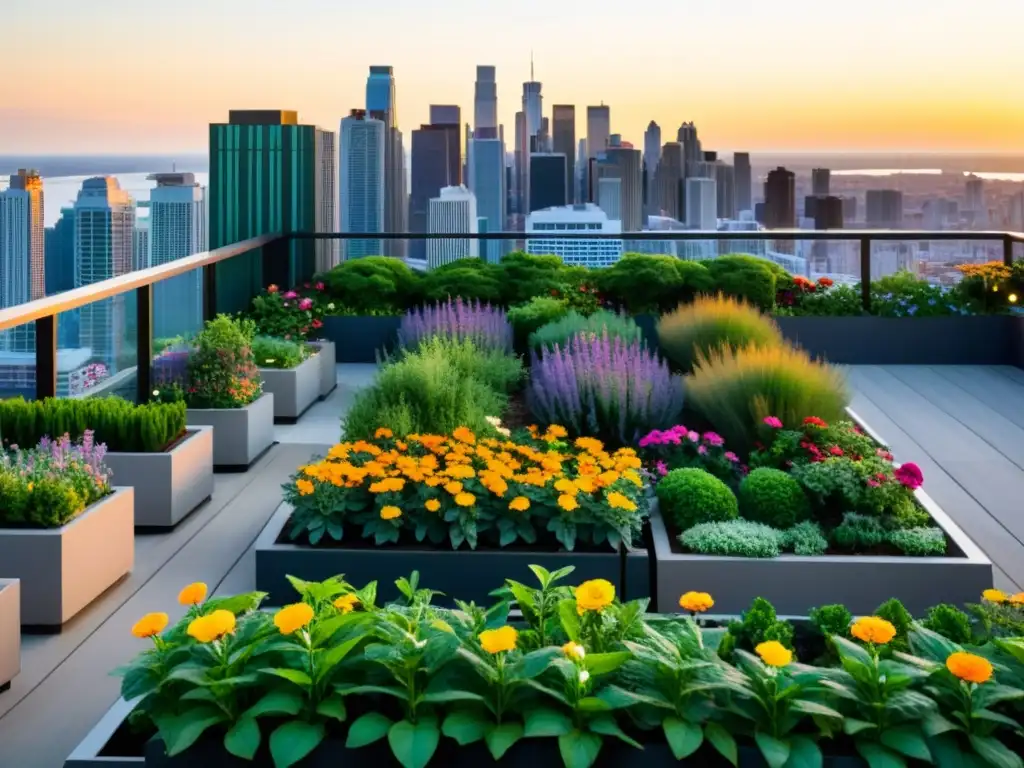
(656, 467, 738, 531)
(738, 467, 810, 528)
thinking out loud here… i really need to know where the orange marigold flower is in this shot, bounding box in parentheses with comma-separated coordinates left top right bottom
(187, 610, 236, 643)
(756, 641, 793, 668)
(132, 612, 169, 639)
(509, 496, 530, 512)
(554, 478, 577, 494)
(558, 494, 579, 511)
(334, 594, 360, 613)
(479, 626, 518, 654)
(375, 428, 393, 439)
(445, 481, 464, 495)
(983, 589, 1009, 604)
(178, 582, 208, 606)
(454, 492, 476, 507)
(605, 491, 637, 512)
(545, 425, 568, 439)
(679, 592, 714, 613)
(575, 579, 615, 614)
(851, 617, 897, 645)
(380, 506, 402, 520)
(425, 499, 441, 512)
(296, 478, 315, 496)
(946, 652, 993, 684)
(452, 426, 477, 445)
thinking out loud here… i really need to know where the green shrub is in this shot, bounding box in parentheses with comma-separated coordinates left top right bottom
(679, 519, 782, 558)
(706, 255, 778, 311)
(420, 261, 504, 304)
(0, 397, 187, 454)
(529, 310, 641, 353)
(187, 315, 262, 409)
(810, 604, 853, 638)
(595, 254, 713, 313)
(507, 296, 569, 351)
(343, 342, 505, 440)
(888, 527, 946, 556)
(888, 496, 933, 529)
(656, 468, 738, 530)
(251, 336, 309, 369)
(658, 294, 784, 372)
(393, 337, 523, 395)
(738, 467, 810, 528)
(499, 252, 569, 306)
(320, 256, 418, 314)
(874, 598, 914, 651)
(784, 520, 829, 555)
(726, 597, 795, 654)
(922, 604, 973, 644)
(832, 512, 887, 550)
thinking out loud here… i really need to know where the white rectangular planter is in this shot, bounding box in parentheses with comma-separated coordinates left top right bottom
(103, 427, 214, 528)
(0, 579, 19, 692)
(187, 392, 275, 471)
(0, 488, 135, 627)
(310, 340, 337, 399)
(259, 353, 320, 422)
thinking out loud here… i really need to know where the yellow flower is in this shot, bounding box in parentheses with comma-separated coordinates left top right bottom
(446, 464, 476, 480)
(425, 499, 441, 512)
(574, 437, 604, 453)
(187, 610, 236, 643)
(132, 612, 169, 639)
(554, 477, 576, 494)
(983, 589, 1009, 604)
(946, 651, 993, 684)
(380, 505, 402, 520)
(575, 579, 615, 615)
(621, 470, 643, 487)
(425, 476, 444, 487)
(574, 476, 596, 494)
(851, 616, 897, 645)
(597, 470, 620, 487)
(26, 482, 34, 492)
(178, 582, 208, 606)
(452, 426, 477, 445)
(295, 478, 315, 496)
(274, 603, 315, 635)
(679, 592, 714, 613)
(1010, 593, 1024, 605)
(454, 492, 476, 507)
(545, 425, 568, 439)
(756, 641, 793, 668)
(375, 427, 393, 439)
(478, 626, 518, 654)
(334, 594, 360, 613)
(605, 491, 637, 512)
(509, 496, 530, 512)
(558, 494, 579, 512)
(444, 481, 464, 495)
(562, 641, 586, 660)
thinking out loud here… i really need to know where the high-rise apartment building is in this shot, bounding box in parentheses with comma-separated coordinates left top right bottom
(595, 137, 642, 232)
(133, 218, 149, 272)
(513, 111, 525, 215)
(763, 167, 796, 229)
(517, 76, 543, 216)
(733, 152, 752, 213)
(685, 177, 718, 230)
(842, 196, 858, 223)
(44, 207, 75, 296)
(811, 168, 831, 197)
(315, 129, 339, 271)
(865, 189, 904, 228)
(597, 177, 622, 223)
(715, 162, 736, 220)
(643, 121, 662, 214)
(551, 105, 576, 204)
(653, 142, 684, 221)
(473, 66, 498, 138)
(74, 177, 134, 372)
(529, 153, 567, 212)
(366, 66, 406, 257)
(965, 175, 984, 213)
(427, 185, 478, 269)
(340, 110, 386, 260)
(586, 105, 610, 158)
(468, 136, 507, 264)
(677, 122, 701, 162)
(526, 203, 622, 268)
(0, 169, 45, 351)
(410, 107, 462, 259)
(209, 110, 326, 311)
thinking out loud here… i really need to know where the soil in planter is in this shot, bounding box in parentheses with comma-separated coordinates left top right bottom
(503, 389, 534, 432)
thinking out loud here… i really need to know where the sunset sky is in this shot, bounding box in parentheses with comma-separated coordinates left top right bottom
(4, 0, 1024, 154)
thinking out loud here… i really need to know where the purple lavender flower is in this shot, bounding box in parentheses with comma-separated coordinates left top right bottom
(399, 298, 513, 353)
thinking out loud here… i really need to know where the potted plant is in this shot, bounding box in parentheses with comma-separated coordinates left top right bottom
(0, 433, 133, 627)
(252, 335, 320, 423)
(0, 578, 18, 693)
(0, 397, 213, 529)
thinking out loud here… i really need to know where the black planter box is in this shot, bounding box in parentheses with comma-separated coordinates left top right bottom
(319, 316, 402, 363)
(254, 504, 651, 608)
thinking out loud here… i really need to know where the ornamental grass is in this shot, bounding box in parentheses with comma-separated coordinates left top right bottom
(398, 297, 513, 353)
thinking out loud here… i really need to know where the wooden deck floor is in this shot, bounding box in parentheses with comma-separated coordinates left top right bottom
(0, 364, 1022, 767)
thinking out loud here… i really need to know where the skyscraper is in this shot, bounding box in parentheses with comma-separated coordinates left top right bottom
(410, 107, 462, 259)
(148, 172, 207, 339)
(74, 177, 134, 372)
(315, 129, 339, 271)
(1010, 191, 1024, 231)
(473, 66, 498, 138)
(518, 72, 543, 216)
(595, 137, 642, 232)
(763, 167, 796, 229)
(653, 142, 684, 221)
(551, 105, 576, 204)
(44, 207, 75, 296)
(513, 110, 525, 215)
(529, 153, 568, 212)
(586, 105, 610, 159)
(366, 66, 406, 257)
(597, 177, 622, 223)
(340, 109, 386, 259)
(209, 110, 326, 311)
(715, 161, 736, 220)
(427, 185, 478, 269)
(0, 169, 45, 351)
(733, 152, 752, 213)
(133, 218, 149, 272)
(811, 168, 831, 197)
(677, 122, 701, 162)
(685, 177, 717, 230)
(468, 135, 506, 263)
(866, 189, 904, 228)
(643, 121, 661, 214)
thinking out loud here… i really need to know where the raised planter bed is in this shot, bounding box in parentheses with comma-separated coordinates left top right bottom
(310, 339, 338, 399)
(0, 488, 134, 628)
(186, 393, 275, 472)
(103, 427, 214, 529)
(255, 503, 650, 607)
(0, 579, 19, 693)
(259, 353, 320, 423)
(319, 315, 401, 363)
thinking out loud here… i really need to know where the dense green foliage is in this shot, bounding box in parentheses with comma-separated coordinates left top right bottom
(321, 256, 419, 314)
(705, 255, 778, 311)
(252, 336, 310, 369)
(186, 315, 263, 409)
(656, 468, 738, 530)
(679, 519, 783, 557)
(595, 253, 713, 313)
(529, 310, 641, 352)
(506, 296, 570, 350)
(738, 467, 810, 528)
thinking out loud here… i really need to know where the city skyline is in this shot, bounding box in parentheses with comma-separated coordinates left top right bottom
(4, 0, 1024, 154)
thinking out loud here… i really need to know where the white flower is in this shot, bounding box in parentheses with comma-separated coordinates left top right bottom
(485, 416, 502, 427)
(578, 669, 590, 684)
(152, 389, 160, 397)
(414, 638, 427, 649)
(496, 427, 511, 437)
(327, 303, 336, 310)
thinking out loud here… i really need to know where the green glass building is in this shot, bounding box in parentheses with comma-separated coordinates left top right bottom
(209, 110, 330, 314)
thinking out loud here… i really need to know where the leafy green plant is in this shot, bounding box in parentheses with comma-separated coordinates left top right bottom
(783, 520, 829, 555)
(247, 284, 326, 340)
(923, 604, 974, 644)
(389, 337, 523, 395)
(529, 310, 641, 353)
(595, 254, 713, 314)
(420, 260, 504, 304)
(832, 512, 887, 550)
(320, 256, 420, 314)
(874, 599, 914, 652)
(499, 252, 571, 307)
(888, 527, 946, 556)
(721, 598, 795, 657)
(187, 315, 263, 409)
(507, 296, 570, 351)
(737, 467, 810, 528)
(679, 519, 783, 558)
(656, 468, 738, 531)
(810, 604, 852, 640)
(706, 255, 778, 312)
(252, 336, 310, 369)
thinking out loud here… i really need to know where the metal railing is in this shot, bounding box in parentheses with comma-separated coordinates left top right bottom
(0, 229, 1020, 402)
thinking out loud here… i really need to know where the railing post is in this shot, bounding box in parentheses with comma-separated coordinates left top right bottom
(34, 315, 57, 400)
(203, 263, 218, 323)
(136, 285, 153, 404)
(859, 237, 872, 313)
(1004, 235, 1015, 268)
(261, 235, 291, 292)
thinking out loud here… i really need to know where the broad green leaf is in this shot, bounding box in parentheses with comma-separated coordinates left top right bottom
(120, 665, 160, 700)
(755, 731, 791, 768)
(224, 716, 260, 760)
(995, 637, 1024, 665)
(558, 729, 602, 768)
(388, 717, 441, 768)
(842, 718, 878, 736)
(180, 688, 220, 704)
(485, 721, 524, 760)
(785, 735, 823, 768)
(595, 685, 668, 710)
(588, 714, 641, 749)
(263, 668, 312, 688)
(510, 647, 561, 681)
(972, 709, 1022, 729)
(558, 599, 581, 642)
(244, 689, 304, 719)
(790, 699, 843, 720)
(315, 697, 347, 722)
(203, 592, 267, 616)
(420, 690, 487, 705)
(523, 707, 573, 737)
(506, 581, 537, 613)
(706, 722, 738, 766)
(527, 564, 553, 588)
(973, 683, 1024, 710)
(922, 713, 959, 737)
(880, 725, 931, 761)
(442, 709, 491, 745)
(163, 707, 226, 756)
(577, 697, 611, 712)
(855, 742, 906, 768)
(165, 666, 210, 686)
(583, 652, 631, 676)
(346, 712, 393, 748)
(968, 735, 1024, 768)
(336, 684, 407, 700)
(663, 716, 703, 760)
(269, 720, 325, 768)
(316, 635, 364, 683)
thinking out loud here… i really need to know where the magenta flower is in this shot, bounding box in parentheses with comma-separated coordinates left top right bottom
(298, 298, 313, 311)
(725, 451, 739, 463)
(867, 479, 880, 488)
(697, 445, 708, 455)
(283, 290, 298, 300)
(763, 416, 783, 429)
(894, 462, 924, 490)
(703, 432, 724, 447)
(315, 281, 325, 291)
(687, 431, 700, 443)
(656, 461, 668, 477)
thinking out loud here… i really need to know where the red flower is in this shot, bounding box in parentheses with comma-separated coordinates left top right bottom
(267, 284, 279, 293)
(803, 416, 828, 428)
(817, 276, 834, 287)
(876, 448, 894, 461)
(829, 446, 844, 456)
(550, 289, 559, 296)
(312, 319, 323, 329)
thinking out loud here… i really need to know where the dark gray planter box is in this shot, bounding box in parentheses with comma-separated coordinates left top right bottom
(0, 579, 19, 693)
(255, 503, 650, 607)
(0, 488, 135, 627)
(186, 393, 275, 471)
(320, 315, 401, 363)
(259, 354, 320, 423)
(103, 428, 214, 529)
(309, 339, 337, 399)
(64, 698, 143, 767)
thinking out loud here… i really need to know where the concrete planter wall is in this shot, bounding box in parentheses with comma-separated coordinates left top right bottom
(309, 339, 337, 399)
(255, 503, 650, 607)
(187, 393, 275, 471)
(103, 427, 214, 529)
(259, 354, 320, 423)
(319, 315, 401, 363)
(0, 579, 19, 693)
(64, 698, 143, 768)
(0, 488, 135, 627)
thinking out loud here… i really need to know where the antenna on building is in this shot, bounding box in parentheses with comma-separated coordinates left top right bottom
(530, 50, 534, 81)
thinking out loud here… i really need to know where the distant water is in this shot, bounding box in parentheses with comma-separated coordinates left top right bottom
(36, 172, 209, 227)
(832, 168, 1024, 182)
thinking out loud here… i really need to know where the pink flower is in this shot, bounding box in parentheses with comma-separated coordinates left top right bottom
(876, 448, 894, 461)
(763, 416, 783, 429)
(725, 451, 739, 463)
(829, 446, 844, 456)
(298, 298, 313, 311)
(867, 479, 880, 488)
(312, 319, 323, 329)
(687, 431, 700, 443)
(283, 290, 298, 300)
(656, 461, 668, 477)
(894, 462, 923, 490)
(703, 432, 724, 447)
(315, 281, 325, 291)
(697, 445, 708, 455)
